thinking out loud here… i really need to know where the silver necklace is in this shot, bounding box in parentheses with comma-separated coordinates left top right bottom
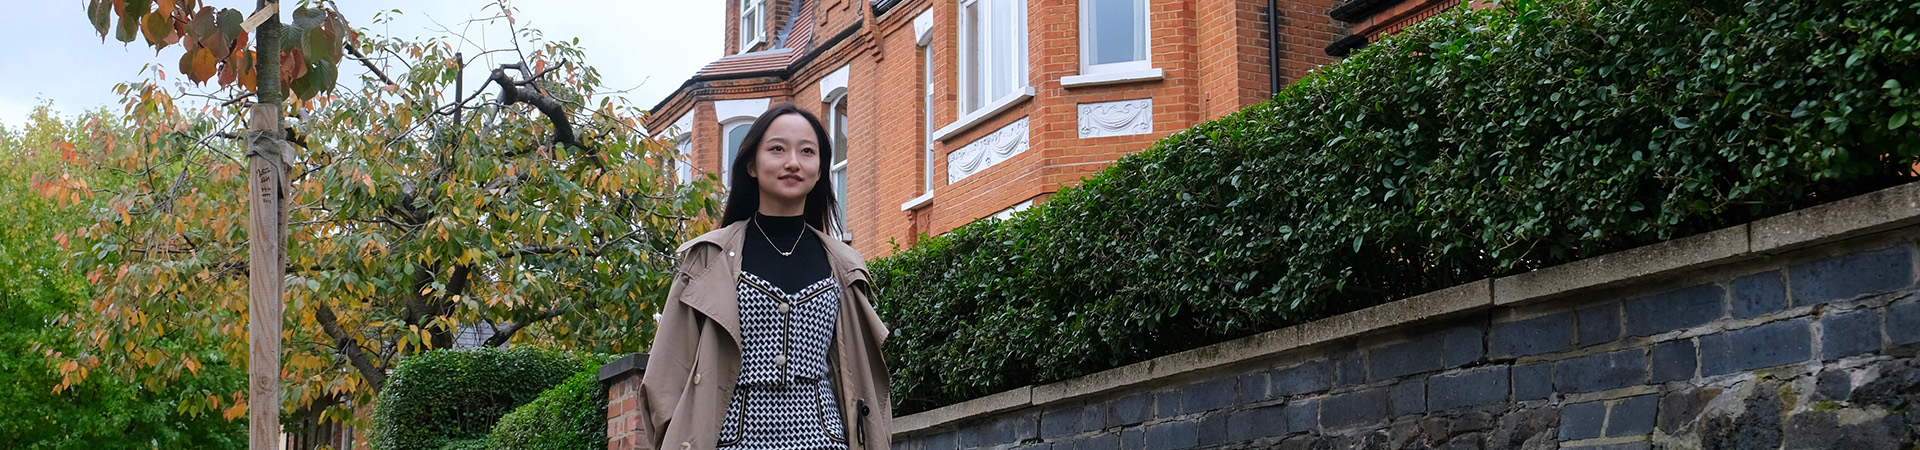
(751, 215, 804, 257)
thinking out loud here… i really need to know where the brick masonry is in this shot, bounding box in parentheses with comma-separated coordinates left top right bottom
(871, 231, 1920, 449)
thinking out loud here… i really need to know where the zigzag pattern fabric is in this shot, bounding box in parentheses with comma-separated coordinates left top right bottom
(720, 273, 848, 450)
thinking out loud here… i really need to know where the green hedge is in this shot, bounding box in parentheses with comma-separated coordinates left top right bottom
(369, 349, 603, 450)
(484, 370, 608, 450)
(873, 0, 1920, 413)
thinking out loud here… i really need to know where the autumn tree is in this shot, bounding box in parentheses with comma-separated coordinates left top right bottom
(3, 104, 246, 450)
(50, 1, 716, 442)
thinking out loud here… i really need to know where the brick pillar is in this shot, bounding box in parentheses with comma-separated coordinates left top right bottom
(600, 354, 650, 450)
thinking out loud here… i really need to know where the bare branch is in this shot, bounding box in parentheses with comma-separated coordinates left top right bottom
(314, 303, 389, 391)
(344, 42, 399, 87)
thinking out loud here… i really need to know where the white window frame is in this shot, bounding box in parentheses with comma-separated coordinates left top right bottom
(826, 94, 851, 239)
(673, 134, 693, 185)
(740, 0, 766, 53)
(958, 0, 1028, 115)
(721, 119, 754, 186)
(1079, 0, 1151, 75)
(922, 44, 937, 194)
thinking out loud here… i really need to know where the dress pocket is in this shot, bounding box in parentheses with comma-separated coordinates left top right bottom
(814, 382, 848, 443)
(717, 387, 746, 448)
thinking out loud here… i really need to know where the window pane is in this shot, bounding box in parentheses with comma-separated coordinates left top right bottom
(676, 137, 692, 184)
(833, 168, 848, 234)
(1090, 0, 1145, 65)
(963, 1, 983, 112)
(924, 46, 935, 191)
(833, 99, 849, 165)
(725, 123, 750, 180)
(990, 0, 1015, 100)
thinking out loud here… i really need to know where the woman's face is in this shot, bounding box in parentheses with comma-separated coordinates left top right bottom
(749, 113, 823, 214)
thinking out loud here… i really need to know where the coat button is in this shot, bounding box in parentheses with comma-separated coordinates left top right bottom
(694, 374, 702, 385)
(774, 354, 788, 367)
(681, 442, 692, 450)
(778, 302, 791, 314)
(729, 251, 737, 257)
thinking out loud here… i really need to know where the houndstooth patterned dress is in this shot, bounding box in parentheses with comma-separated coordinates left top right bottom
(718, 272, 849, 450)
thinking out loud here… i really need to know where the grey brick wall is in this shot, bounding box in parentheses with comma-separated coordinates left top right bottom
(890, 238, 1920, 450)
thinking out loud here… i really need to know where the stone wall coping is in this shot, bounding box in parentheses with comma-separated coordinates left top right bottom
(893, 387, 1032, 434)
(1751, 180, 1920, 253)
(887, 180, 1920, 437)
(1491, 223, 1751, 306)
(599, 353, 649, 384)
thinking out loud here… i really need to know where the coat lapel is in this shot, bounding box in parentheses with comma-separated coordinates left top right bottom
(680, 221, 748, 347)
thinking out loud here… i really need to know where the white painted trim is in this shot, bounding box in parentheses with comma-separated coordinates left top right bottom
(715, 98, 772, 123)
(1077, 98, 1154, 139)
(933, 87, 1033, 142)
(901, 192, 936, 211)
(819, 65, 851, 103)
(914, 9, 935, 46)
(989, 198, 1035, 221)
(947, 116, 1030, 184)
(670, 111, 695, 138)
(1061, 68, 1165, 88)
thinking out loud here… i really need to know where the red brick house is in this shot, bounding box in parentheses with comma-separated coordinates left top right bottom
(644, 0, 1417, 257)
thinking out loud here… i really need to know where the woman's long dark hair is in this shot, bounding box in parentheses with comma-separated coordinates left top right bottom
(720, 103, 839, 231)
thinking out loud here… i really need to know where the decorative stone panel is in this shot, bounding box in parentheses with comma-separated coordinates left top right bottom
(947, 117, 1029, 184)
(1077, 99, 1153, 139)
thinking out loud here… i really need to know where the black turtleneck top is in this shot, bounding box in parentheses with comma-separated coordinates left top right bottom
(740, 212, 832, 292)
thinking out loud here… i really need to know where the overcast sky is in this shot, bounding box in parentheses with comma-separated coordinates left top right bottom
(0, 1, 722, 129)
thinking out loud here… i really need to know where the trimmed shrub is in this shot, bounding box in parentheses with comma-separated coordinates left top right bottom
(369, 349, 598, 450)
(874, 0, 1920, 413)
(484, 370, 609, 450)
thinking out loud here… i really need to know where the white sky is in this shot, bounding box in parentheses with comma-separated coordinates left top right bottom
(0, 1, 722, 129)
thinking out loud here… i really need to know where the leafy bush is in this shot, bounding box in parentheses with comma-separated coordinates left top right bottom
(369, 349, 602, 450)
(874, 0, 1920, 413)
(483, 370, 609, 450)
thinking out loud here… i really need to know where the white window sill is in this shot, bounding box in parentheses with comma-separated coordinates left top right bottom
(1060, 68, 1165, 88)
(900, 192, 935, 211)
(934, 88, 1035, 142)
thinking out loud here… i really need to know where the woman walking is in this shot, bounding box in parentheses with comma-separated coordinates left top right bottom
(639, 104, 891, 450)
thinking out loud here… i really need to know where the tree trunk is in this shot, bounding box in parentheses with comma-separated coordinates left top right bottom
(248, 2, 287, 450)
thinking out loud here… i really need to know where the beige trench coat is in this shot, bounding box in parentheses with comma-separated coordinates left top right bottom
(638, 221, 892, 450)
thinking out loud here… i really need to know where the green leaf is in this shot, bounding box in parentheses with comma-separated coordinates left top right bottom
(1673, 116, 1694, 129)
(1892, 111, 1910, 130)
(302, 27, 336, 64)
(217, 8, 244, 42)
(280, 27, 305, 53)
(292, 5, 328, 30)
(290, 59, 337, 100)
(125, 0, 150, 18)
(141, 11, 171, 48)
(87, 0, 111, 38)
(115, 9, 140, 43)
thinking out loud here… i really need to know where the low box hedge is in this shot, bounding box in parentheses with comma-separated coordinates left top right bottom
(483, 369, 608, 450)
(369, 348, 606, 450)
(873, 0, 1920, 413)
